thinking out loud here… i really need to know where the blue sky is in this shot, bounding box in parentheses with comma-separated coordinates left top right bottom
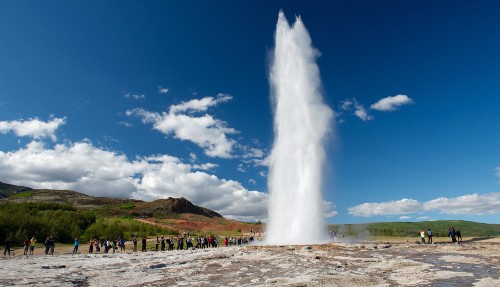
(1, 1, 499, 224)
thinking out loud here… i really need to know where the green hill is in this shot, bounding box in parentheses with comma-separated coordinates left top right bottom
(0, 182, 32, 198)
(329, 220, 500, 238)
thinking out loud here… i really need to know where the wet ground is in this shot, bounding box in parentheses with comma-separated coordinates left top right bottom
(0, 240, 498, 286)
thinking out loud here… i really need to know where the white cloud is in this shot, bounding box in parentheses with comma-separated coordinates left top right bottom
(237, 164, 246, 173)
(158, 86, 169, 94)
(338, 98, 373, 121)
(399, 216, 411, 220)
(417, 216, 431, 220)
(0, 117, 66, 141)
(349, 193, 500, 217)
(243, 147, 265, 159)
(118, 121, 132, 128)
(189, 152, 197, 162)
(127, 94, 238, 158)
(495, 167, 500, 180)
(339, 99, 353, 111)
(259, 171, 266, 177)
(248, 179, 256, 185)
(0, 140, 138, 198)
(353, 101, 373, 121)
(170, 93, 232, 114)
(348, 198, 422, 217)
(323, 201, 338, 218)
(424, 193, 500, 215)
(370, 94, 413, 111)
(241, 146, 269, 168)
(124, 93, 145, 101)
(191, 162, 218, 171)
(0, 140, 269, 221)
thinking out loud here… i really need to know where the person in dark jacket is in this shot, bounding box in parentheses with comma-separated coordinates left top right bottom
(3, 238, 10, 256)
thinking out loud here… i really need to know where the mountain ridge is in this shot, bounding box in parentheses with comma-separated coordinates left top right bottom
(0, 181, 222, 218)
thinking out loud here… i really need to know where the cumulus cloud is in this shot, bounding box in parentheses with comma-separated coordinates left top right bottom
(124, 93, 145, 101)
(127, 94, 238, 158)
(158, 86, 169, 94)
(424, 193, 500, 215)
(349, 193, 500, 217)
(370, 94, 413, 111)
(348, 198, 422, 217)
(0, 140, 269, 221)
(0, 117, 66, 141)
(0, 140, 138, 198)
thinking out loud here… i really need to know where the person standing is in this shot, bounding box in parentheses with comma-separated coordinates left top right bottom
(141, 236, 147, 252)
(72, 237, 79, 254)
(155, 237, 159, 251)
(89, 238, 94, 254)
(112, 239, 117, 253)
(448, 227, 457, 243)
(44, 237, 50, 255)
(3, 238, 10, 256)
(456, 228, 462, 243)
(120, 237, 126, 252)
(49, 237, 55, 255)
(161, 236, 165, 251)
(419, 229, 425, 243)
(30, 236, 36, 255)
(132, 236, 138, 252)
(23, 238, 30, 255)
(427, 228, 433, 244)
(95, 239, 101, 253)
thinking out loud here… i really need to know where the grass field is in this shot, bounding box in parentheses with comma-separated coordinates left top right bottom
(329, 220, 500, 238)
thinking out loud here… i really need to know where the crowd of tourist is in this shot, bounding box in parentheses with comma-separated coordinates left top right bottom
(3, 226, 467, 256)
(418, 226, 463, 244)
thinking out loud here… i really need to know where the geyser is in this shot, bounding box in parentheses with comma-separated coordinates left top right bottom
(266, 11, 333, 244)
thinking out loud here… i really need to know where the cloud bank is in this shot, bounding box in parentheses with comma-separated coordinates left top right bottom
(0, 140, 265, 220)
(348, 193, 500, 217)
(0, 139, 337, 221)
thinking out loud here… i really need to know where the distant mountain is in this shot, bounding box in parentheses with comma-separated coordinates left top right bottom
(0, 181, 223, 218)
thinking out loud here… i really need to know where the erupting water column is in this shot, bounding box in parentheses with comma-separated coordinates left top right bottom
(266, 11, 333, 244)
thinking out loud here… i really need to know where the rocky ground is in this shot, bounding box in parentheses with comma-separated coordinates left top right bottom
(0, 239, 498, 287)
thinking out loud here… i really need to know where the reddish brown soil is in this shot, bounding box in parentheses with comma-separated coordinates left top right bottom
(136, 213, 264, 236)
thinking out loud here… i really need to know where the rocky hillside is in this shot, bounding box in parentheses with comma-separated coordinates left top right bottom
(0, 181, 222, 218)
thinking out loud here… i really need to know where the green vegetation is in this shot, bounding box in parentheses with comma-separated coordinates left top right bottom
(0, 202, 178, 245)
(10, 191, 34, 199)
(329, 220, 500, 238)
(119, 203, 135, 210)
(82, 217, 178, 241)
(0, 202, 95, 245)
